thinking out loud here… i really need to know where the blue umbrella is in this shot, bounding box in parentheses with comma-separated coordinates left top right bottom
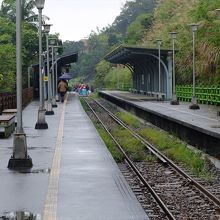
(59, 73, 73, 80)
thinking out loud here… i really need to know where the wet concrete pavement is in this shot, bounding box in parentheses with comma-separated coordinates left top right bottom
(0, 92, 149, 220)
(0, 100, 62, 217)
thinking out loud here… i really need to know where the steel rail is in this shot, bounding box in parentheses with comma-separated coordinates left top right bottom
(92, 98, 220, 209)
(82, 97, 176, 220)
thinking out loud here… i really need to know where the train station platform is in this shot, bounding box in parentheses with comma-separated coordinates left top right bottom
(99, 91, 220, 158)
(0, 92, 149, 220)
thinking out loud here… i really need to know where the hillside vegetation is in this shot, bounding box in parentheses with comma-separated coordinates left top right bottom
(142, 0, 220, 85)
(65, 0, 220, 88)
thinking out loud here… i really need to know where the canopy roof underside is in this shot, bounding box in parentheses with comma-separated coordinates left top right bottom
(104, 45, 172, 64)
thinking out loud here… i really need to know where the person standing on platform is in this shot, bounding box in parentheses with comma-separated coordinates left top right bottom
(58, 79, 68, 103)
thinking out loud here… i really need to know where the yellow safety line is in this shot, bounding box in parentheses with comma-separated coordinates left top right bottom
(42, 94, 68, 220)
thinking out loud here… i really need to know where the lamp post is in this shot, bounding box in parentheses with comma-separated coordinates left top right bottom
(42, 51, 47, 100)
(49, 38, 57, 108)
(216, 9, 220, 116)
(43, 24, 54, 115)
(156, 39, 163, 100)
(42, 24, 51, 102)
(8, 0, 32, 168)
(54, 46, 60, 101)
(189, 23, 200, 110)
(35, 0, 49, 128)
(169, 32, 179, 105)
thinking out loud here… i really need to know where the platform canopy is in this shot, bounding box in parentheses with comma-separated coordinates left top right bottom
(104, 45, 173, 99)
(105, 45, 171, 64)
(32, 51, 78, 98)
(56, 52, 78, 67)
(32, 51, 78, 72)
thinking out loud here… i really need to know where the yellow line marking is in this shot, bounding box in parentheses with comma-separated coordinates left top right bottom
(42, 94, 68, 220)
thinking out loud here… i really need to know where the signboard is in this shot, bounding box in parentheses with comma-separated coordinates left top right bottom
(44, 76, 48, 81)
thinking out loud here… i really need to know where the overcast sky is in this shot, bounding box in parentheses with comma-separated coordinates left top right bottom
(42, 0, 127, 42)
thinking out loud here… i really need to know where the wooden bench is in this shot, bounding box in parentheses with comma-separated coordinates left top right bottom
(0, 115, 15, 138)
(2, 109, 17, 125)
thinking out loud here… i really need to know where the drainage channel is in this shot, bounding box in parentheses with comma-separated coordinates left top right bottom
(0, 211, 41, 219)
(18, 168, 51, 174)
(10, 168, 51, 174)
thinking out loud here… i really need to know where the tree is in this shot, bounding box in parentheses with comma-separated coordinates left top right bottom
(113, 0, 156, 36)
(0, 16, 15, 44)
(125, 13, 153, 44)
(0, 0, 49, 26)
(0, 43, 16, 92)
(94, 60, 111, 88)
(22, 22, 38, 69)
(0, 10, 40, 92)
(108, 33, 119, 46)
(0, 0, 36, 22)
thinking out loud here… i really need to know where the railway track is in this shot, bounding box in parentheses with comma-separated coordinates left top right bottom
(82, 96, 220, 220)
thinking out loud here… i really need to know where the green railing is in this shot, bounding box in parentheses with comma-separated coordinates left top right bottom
(117, 83, 132, 91)
(103, 83, 132, 91)
(176, 85, 220, 105)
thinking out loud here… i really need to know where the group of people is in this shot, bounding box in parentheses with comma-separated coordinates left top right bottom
(57, 81, 94, 102)
(73, 83, 91, 96)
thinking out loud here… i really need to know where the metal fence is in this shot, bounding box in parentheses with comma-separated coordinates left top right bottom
(176, 85, 220, 105)
(117, 83, 132, 91)
(0, 87, 33, 114)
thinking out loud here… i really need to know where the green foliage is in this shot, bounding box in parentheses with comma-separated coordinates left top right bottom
(94, 60, 111, 88)
(22, 22, 38, 66)
(113, 128, 146, 161)
(0, 43, 16, 92)
(0, 71, 15, 93)
(1, 0, 36, 22)
(66, 32, 110, 80)
(190, 0, 220, 21)
(125, 13, 153, 44)
(107, 33, 120, 46)
(88, 91, 99, 99)
(97, 126, 124, 162)
(139, 127, 211, 179)
(116, 111, 141, 128)
(113, 0, 156, 37)
(145, 154, 157, 162)
(143, 0, 220, 85)
(103, 66, 132, 90)
(139, 127, 174, 151)
(0, 3, 41, 92)
(0, 17, 15, 43)
(63, 40, 85, 54)
(0, 43, 16, 71)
